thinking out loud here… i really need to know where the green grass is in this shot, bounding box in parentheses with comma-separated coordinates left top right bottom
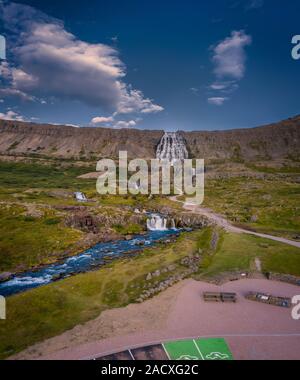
(203, 176, 300, 239)
(0, 231, 199, 359)
(0, 161, 95, 193)
(246, 163, 300, 174)
(0, 204, 83, 272)
(198, 230, 300, 278)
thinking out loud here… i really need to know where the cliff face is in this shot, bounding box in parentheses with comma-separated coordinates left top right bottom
(0, 120, 164, 159)
(0, 115, 299, 161)
(182, 115, 300, 161)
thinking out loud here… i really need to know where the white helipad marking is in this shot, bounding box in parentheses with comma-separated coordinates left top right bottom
(162, 343, 171, 360)
(128, 349, 135, 360)
(193, 339, 204, 360)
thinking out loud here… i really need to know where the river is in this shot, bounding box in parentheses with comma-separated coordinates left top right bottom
(0, 216, 181, 297)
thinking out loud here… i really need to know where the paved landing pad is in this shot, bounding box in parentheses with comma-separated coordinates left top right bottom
(96, 338, 233, 360)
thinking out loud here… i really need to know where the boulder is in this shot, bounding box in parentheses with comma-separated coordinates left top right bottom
(250, 215, 259, 223)
(0, 272, 12, 283)
(153, 270, 161, 277)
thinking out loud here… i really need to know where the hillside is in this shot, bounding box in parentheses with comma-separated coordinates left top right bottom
(183, 115, 300, 162)
(0, 115, 299, 161)
(0, 120, 163, 160)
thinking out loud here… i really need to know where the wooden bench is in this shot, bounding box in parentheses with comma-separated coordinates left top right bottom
(203, 292, 237, 303)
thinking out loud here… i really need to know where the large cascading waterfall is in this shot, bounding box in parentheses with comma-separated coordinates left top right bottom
(147, 214, 168, 231)
(156, 132, 189, 164)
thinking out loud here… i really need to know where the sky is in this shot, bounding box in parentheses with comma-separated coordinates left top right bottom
(0, 0, 299, 131)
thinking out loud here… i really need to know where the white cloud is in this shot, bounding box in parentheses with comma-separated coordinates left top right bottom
(207, 97, 228, 106)
(212, 30, 252, 80)
(0, 2, 163, 117)
(116, 87, 164, 115)
(209, 81, 239, 93)
(0, 109, 25, 121)
(115, 120, 136, 128)
(91, 116, 114, 125)
(190, 87, 199, 96)
(208, 30, 251, 105)
(90, 115, 138, 128)
(246, 0, 264, 10)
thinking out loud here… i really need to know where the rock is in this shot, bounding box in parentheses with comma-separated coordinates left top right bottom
(262, 194, 272, 201)
(52, 273, 64, 281)
(135, 240, 145, 246)
(250, 215, 258, 223)
(167, 264, 176, 272)
(259, 243, 269, 248)
(0, 272, 12, 283)
(125, 235, 133, 241)
(210, 231, 219, 250)
(146, 273, 152, 281)
(153, 270, 161, 277)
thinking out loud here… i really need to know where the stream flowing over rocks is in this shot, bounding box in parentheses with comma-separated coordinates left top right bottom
(0, 207, 209, 297)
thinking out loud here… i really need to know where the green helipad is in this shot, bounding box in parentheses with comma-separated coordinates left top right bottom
(163, 338, 233, 360)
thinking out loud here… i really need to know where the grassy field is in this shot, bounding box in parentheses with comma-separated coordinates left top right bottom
(0, 160, 183, 272)
(0, 203, 83, 272)
(198, 229, 300, 278)
(0, 161, 95, 272)
(203, 176, 300, 239)
(0, 161, 95, 193)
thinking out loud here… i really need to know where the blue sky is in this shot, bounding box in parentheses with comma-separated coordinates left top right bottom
(0, 0, 299, 131)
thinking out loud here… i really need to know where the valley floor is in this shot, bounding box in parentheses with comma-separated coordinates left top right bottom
(10, 278, 300, 360)
(0, 158, 299, 359)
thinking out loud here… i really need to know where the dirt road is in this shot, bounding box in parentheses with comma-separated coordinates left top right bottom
(170, 196, 300, 249)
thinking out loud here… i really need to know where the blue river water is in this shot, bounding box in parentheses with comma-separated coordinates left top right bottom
(0, 229, 181, 297)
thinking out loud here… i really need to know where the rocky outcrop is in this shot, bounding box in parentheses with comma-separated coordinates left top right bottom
(0, 272, 12, 283)
(65, 213, 99, 233)
(136, 254, 202, 302)
(156, 207, 210, 229)
(64, 210, 147, 234)
(267, 272, 300, 286)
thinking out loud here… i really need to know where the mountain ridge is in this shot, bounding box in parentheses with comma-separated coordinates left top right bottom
(0, 115, 299, 161)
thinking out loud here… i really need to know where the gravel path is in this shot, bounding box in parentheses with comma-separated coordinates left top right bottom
(170, 196, 300, 249)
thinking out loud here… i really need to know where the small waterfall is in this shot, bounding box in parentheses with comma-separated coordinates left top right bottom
(156, 132, 189, 165)
(147, 214, 168, 231)
(170, 218, 176, 230)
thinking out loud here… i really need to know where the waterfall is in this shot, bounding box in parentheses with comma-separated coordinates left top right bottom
(170, 218, 176, 230)
(147, 214, 168, 231)
(156, 132, 189, 165)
